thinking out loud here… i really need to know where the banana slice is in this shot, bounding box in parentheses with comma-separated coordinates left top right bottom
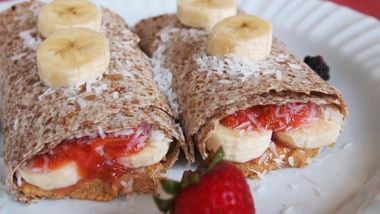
(18, 162, 81, 191)
(207, 15, 273, 61)
(37, 28, 110, 88)
(38, 0, 102, 38)
(117, 130, 171, 168)
(274, 107, 343, 149)
(206, 121, 272, 163)
(177, 0, 237, 29)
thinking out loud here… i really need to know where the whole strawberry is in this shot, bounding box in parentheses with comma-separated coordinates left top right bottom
(154, 148, 255, 214)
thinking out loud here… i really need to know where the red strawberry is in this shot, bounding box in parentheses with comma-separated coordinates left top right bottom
(154, 148, 255, 214)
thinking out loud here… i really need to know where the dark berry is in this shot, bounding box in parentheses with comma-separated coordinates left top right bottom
(304, 55, 330, 81)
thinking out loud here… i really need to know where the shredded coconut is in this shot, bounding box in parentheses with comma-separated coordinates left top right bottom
(93, 83, 108, 95)
(95, 145, 104, 156)
(150, 167, 160, 179)
(38, 88, 56, 100)
(98, 126, 106, 139)
(113, 129, 135, 137)
(234, 121, 251, 131)
(275, 54, 288, 62)
(218, 79, 232, 84)
(111, 91, 120, 99)
(77, 98, 87, 109)
(33, 81, 41, 87)
(14, 78, 23, 86)
(105, 160, 113, 166)
(288, 63, 302, 70)
(247, 113, 257, 124)
(273, 158, 284, 167)
(128, 125, 149, 151)
(196, 53, 261, 80)
(262, 69, 276, 75)
(120, 179, 134, 192)
(258, 151, 269, 165)
(11, 52, 27, 61)
(86, 82, 92, 93)
(248, 168, 266, 179)
(19, 29, 41, 50)
(13, 118, 19, 131)
(151, 44, 179, 116)
(288, 156, 295, 167)
(276, 70, 283, 80)
(120, 181, 127, 187)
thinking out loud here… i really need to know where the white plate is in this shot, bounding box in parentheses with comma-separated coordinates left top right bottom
(1, 0, 380, 213)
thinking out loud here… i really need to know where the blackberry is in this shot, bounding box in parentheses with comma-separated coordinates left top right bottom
(304, 55, 330, 81)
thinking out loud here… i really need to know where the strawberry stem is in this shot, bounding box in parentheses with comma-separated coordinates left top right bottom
(161, 179, 181, 194)
(207, 147, 224, 170)
(181, 171, 200, 189)
(153, 196, 174, 213)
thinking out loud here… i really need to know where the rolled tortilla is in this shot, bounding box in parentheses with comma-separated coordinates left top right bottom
(134, 14, 348, 178)
(0, 2, 188, 202)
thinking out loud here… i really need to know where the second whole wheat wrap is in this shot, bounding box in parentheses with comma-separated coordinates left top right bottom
(134, 14, 348, 178)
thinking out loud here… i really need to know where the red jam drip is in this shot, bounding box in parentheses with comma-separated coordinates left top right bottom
(220, 102, 322, 131)
(28, 124, 151, 181)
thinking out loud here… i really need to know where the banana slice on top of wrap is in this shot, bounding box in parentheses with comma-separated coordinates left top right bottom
(177, 0, 237, 29)
(207, 15, 273, 61)
(38, 0, 102, 37)
(37, 28, 110, 88)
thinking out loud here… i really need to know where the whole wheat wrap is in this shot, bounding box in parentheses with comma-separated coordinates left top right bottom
(0, 2, 187, 201)
(134, 14, 348, 177)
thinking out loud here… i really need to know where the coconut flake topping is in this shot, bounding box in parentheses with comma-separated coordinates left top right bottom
(19, 29, 41, 50)
(196, 54, 260, 80)
(150, 29, 183, 117)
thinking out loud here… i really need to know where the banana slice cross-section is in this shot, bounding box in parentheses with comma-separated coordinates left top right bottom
(177, 0, 237, 29)
(18, 162, 81, 191)
(206, 121, 272, 163)
(207, 15, 273, 61)
(118, 130, 172, 168)
(38, 0, 102, 38)
(274, 107, 344, 149)
(37, 28, 110, 88)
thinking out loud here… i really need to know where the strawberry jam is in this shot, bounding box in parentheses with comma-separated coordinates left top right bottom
(27, 124, 151, 181)
(220, 102, 321, 131)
